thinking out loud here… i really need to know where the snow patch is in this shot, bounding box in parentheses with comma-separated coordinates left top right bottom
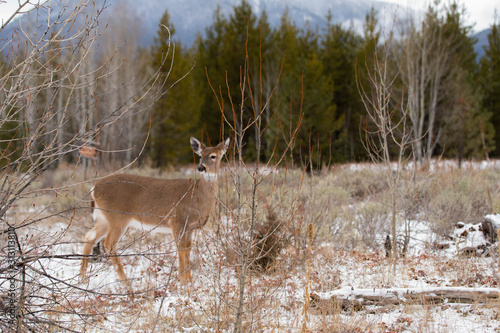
(485, 214, 500, 230)
(454, 222, 489, 249)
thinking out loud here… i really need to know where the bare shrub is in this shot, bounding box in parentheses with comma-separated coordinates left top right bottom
(299, 173, 350, 247)
(250, 208, 289, 271)
(333, 167, 388, 200)
(0, 1, 176, 331)
(356, 201, 391, 249)
(426, 169, 494, 237)
(201, 21, 303, 330)
(398, 171, 432, 220)
(295, 167, 390, 251)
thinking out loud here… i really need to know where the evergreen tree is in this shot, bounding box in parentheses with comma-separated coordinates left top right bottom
(358, 7, 381, 83)
(0, 105, 24, 168)
(220, 0, 263, 159)
(269, 8, 302, 164)
(356, 7, 383, 159)
(480, 22, 500, 157)
(295, 25, 337, 169)
(195, 5, 228, 143)
(321, 12, 363, 162)
(148, 10, 202, 167)
(439, 2, 494, 162)
(196, 0, 272, 160)
(449, 70, 494, 161)
(249, 9, 276, 161)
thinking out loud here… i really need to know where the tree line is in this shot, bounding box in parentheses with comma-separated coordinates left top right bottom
(150, 0, 500, 168)
(2, 0, 499, 169)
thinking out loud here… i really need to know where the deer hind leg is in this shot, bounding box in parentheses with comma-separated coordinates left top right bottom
(174, 225, 193, 285)
(80, 217, 108, 282)
(102, 221, 130, 287)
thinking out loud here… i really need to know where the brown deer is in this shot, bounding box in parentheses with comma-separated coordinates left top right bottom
(79, 137, 229, 286)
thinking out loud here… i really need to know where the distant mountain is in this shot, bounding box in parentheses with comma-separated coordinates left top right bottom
(131, 0, 405, 46)
(474, 28, 490, 61)
(0, 0, 404, 48)
(0, 0, 490, 60)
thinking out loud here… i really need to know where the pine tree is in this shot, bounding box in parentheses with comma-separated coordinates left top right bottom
(357, 7, 383, 159)
(480, 22, 500, 157)
(148, 10, 202, 167)
(294, 25, 338, 169)
(0, 105, 24, 168)
(269, 8, 302, 164)
(440, 2, 494, 162)
(195, 0, 272, 160)
(195, 5, 228, 143)
(221, 0, 263, 160)
(321, 12, 363, 162)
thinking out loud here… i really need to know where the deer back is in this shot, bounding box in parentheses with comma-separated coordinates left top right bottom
(92, 174, 217, 230)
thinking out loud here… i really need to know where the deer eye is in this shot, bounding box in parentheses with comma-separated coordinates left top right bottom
(210, 154, 216, 160)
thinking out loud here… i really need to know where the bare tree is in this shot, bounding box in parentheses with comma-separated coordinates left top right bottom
(0, 1, 175, 331)
(97, 2, 149, 166)
(357, 26, 413, 260)
(204, 25, 303, 332)
(397, 4, 459, 166)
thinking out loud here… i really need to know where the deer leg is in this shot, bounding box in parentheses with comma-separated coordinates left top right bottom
(173, 225, 193, 285)
(102, 226, 130, 287)
(80, 219, 108, 282)
(91, 241, 105, 259)
(178, 234, 193, 284)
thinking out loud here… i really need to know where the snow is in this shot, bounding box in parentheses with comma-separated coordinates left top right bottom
(317, 286, 499, 300)
(454, 222, 489, 249)
(486, 214, 500, 231)
(340, 159, 500, 173)
(23, 217, 495, 332)
(4, 163, 500, 331)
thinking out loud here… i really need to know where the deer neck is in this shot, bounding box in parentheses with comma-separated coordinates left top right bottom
(198, 171, 219, 194)
(202, 171, 218, 183)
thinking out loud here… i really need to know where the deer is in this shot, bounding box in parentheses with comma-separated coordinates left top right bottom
(79, 137, 229, 286)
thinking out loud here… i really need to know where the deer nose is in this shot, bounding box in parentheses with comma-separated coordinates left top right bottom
(197, 164, 206, 172)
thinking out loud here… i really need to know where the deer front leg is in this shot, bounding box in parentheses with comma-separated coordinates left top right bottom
(103, 228, 130, 287)
(80, 219, 108, 282)
(174, 227, 193, 285)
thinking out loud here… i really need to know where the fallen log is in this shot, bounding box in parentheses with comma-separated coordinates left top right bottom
(310, 287, 499, 315)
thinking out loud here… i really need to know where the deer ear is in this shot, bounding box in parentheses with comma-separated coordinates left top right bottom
(217, 138, 230, 155)
(190, 137, 203, 156)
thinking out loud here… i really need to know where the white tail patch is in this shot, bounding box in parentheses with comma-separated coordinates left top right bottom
(85, 230, 96, 242)
(93, 202, 105, 225)
(127, 219, 173, 235)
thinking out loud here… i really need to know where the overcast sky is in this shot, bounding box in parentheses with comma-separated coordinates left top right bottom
(385, 0, 498, 32)
(1, 0, 498, 33)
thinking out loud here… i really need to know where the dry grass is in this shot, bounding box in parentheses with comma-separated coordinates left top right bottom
(3, 160, 500, 331)
(424, 167, 499, 237)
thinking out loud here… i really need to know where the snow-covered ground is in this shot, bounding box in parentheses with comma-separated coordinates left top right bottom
(3, 160, 500, 332)
(7, 214, 499, 332)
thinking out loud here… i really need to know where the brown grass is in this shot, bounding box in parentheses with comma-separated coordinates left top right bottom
(4, 160, 500, 331)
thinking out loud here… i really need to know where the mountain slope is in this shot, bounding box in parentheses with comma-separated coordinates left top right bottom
(0, 0, 402, 48)
(132, 0, 403, 46)
(0, 0, 488, 58)
(474, 28, 490, 60)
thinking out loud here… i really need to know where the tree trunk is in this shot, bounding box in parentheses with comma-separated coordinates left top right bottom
(310, 287, 499, 314)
